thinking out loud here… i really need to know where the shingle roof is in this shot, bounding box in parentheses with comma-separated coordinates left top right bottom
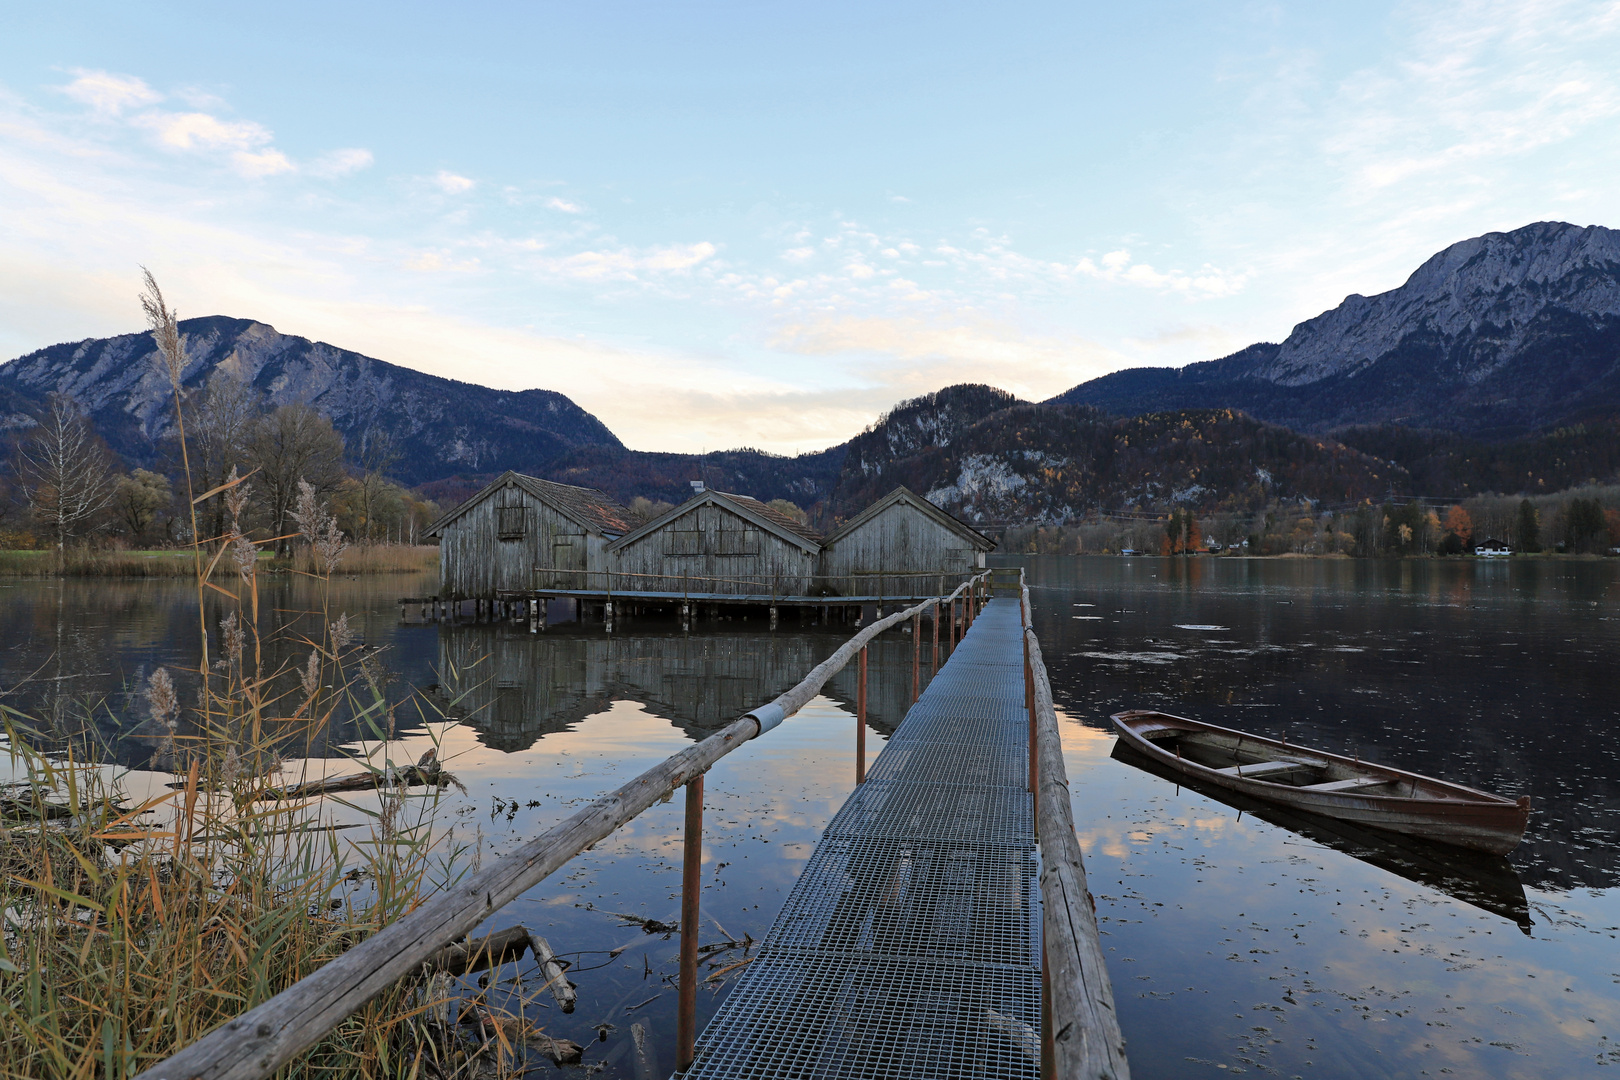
(512, 475, 636, 535)
(712, 491, 823, 546)
(424, 470, 635, 538)
(821, 486, 994, 550)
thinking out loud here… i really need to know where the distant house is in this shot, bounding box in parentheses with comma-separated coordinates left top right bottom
(818, 486, 994, 597)
(424, 471, 635, 597)
(1474, 538, 1512, 557)
(605, 486, 823, 596)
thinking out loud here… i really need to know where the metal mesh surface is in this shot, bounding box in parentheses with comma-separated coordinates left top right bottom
(688, 600, 1040, 1079)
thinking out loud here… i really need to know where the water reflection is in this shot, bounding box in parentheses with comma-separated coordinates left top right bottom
(1024, 555, 1620, 892)
(433, 623, 934, 752)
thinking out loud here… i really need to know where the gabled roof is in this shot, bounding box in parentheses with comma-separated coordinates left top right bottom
(821, 486, 995, 551)
(424, 471, 635, 539)
(606, 489, 822, 555)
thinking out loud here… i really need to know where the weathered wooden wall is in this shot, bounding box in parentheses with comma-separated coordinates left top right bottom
(819, 500, 984, 596)
(610, 501, 816, 595)
(437, 480, 611, 597)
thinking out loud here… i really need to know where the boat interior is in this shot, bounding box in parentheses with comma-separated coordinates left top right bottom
(1134, 724, 1455, 799)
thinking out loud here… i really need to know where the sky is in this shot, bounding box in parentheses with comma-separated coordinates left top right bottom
(2, 1, 1619, 454)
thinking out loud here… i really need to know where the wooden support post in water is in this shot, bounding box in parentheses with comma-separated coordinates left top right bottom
(856, 646, 867, 785)
(676, 775, 704, 1074)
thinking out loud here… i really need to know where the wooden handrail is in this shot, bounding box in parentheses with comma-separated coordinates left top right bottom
(1022, 578, 1131, 1079)
(138, 573, 990, 1080)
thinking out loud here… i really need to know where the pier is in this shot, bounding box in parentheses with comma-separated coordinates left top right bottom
(684, 594, 1054, 1078)
(138, 571, 1125, 1080)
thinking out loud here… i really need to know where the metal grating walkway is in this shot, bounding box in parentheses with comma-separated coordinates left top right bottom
(685, 598, 1040, 1079)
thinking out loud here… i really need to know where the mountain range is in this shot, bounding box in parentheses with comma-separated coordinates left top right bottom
(3, 221, 1617, 525)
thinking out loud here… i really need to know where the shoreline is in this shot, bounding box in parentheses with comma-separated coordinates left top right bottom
(0, 544, 439, 578)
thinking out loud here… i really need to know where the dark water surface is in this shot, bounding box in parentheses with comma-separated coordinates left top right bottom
(2, 558, 1617, 1078)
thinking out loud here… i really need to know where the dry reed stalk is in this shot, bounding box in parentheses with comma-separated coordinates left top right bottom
(0, 275, 503, 1080)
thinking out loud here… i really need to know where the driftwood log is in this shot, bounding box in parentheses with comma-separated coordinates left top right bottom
(255, 749, 459, 801)
(1024, 584, 1131, 1079)
(421, 925, 576, 1012)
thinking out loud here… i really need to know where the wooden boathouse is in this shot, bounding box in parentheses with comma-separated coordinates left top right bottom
(409, 480, 1002, 627)
(423, 471, 635, 598)
(606, 485, 823, 595)
(818, 484, 995, 597)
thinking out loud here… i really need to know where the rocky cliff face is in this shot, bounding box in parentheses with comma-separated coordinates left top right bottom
(1054, 222, 1620, 438)
(0, 316, 621, 484)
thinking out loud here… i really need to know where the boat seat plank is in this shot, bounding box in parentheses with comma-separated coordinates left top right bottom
(1213, 760, 1314, 779)
(1301, 776, 1392, 793)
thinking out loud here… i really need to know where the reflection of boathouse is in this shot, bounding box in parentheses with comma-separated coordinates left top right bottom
(416, 478, 992, 616)
(434, 625, 926, 751)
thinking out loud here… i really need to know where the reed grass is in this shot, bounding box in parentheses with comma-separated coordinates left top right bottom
(0, 279, 496, 1079)
(0, 544, 437, 578)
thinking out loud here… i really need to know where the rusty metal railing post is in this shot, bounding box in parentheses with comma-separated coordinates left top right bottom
(677, 774, 704, 1074)
(931, 598, 939, 674)
(856, 645, 868, 784)
(911, 613, 920, 703)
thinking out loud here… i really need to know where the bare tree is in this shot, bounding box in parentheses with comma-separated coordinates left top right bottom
(355, 428, 401, 543)
(16, 394, 118, 557)
(245, 402, 346, 554)
(186, 372, 262, 543)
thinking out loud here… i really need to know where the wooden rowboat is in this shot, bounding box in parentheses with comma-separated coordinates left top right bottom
(1110, 710, 1531, 854)
(1109, 739, 1533, 932)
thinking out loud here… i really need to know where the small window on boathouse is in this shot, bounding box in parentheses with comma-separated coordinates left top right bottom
(497, 505, 526, 540)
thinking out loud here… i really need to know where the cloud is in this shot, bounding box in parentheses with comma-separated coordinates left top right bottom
(434, 170, 475, 194)
(232, 149, 293, 177)
(310, 148, 374, 177)
(534, 241, 717, 281)
(545, 196, 583, 213)
(770, 313, 1126, 401)
(1075, 248, 1248, 297)
(60, 69, 161, 115)
(137, 111, 275, 152)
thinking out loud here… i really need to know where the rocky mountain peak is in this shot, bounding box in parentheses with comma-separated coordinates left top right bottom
(1255, 221, 1620, 388)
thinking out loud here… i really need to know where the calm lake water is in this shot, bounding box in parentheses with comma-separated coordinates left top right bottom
(1, 556, 1616, 1078)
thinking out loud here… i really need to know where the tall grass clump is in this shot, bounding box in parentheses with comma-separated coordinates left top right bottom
(0, 276, 483, 1079)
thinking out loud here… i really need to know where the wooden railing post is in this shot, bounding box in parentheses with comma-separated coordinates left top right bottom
(856, 646, 868, 784)
(676, 774, 704, 1073)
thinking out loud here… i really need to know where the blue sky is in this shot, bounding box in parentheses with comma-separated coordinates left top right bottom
(3, 1, 1618, 453)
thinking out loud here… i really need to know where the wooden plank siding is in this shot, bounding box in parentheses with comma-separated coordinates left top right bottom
(606, 493, 818, 596)
(426, 472, 633, 599)
(818, 486, 995, 598)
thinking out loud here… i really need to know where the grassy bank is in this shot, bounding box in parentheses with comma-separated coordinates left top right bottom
(0, 544, 437, 578)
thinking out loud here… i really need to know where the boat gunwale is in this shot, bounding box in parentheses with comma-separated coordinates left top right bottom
(1110, 709, 1524, 810)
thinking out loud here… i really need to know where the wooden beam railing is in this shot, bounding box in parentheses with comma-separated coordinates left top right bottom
(1020, 571, 1131, 1079)
(137, 572, 991, 1080)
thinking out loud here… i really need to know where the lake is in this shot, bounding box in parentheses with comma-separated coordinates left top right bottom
(1, 556, 1615, 1078)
